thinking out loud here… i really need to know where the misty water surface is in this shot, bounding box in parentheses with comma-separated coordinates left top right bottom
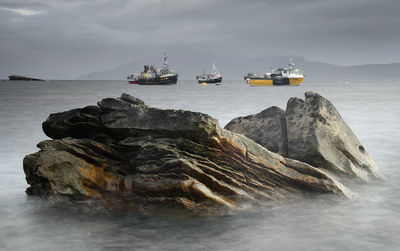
(0, 80, 399, 250)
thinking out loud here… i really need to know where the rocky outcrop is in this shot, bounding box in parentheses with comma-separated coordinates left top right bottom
(225, 91, 383, 183)
(8, 75, 44, 81)
(23, 93, 354, 212)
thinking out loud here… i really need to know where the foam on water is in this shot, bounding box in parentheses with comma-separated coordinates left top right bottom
(1, 80, 399, 250)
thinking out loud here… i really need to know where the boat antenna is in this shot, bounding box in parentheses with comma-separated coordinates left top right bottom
(212, 61, 218, 75)
(289, 57, 294, 69)
(163, 52, 169, 69)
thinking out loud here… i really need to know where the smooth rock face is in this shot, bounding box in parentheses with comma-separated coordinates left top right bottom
(225, 106, 288, 156)
(23, 93, 354, 212)
(286, 91, 382, 182)
(225, 91, 383, 183)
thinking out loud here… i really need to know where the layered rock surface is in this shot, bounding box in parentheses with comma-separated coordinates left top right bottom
(225, 91, 383, 183)
(24, 93, 357, 212)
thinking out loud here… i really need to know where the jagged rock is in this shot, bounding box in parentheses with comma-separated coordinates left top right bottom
(225, 91, 383, 183)
(42, 105, 108, 140)
(24, 93, 355, 212)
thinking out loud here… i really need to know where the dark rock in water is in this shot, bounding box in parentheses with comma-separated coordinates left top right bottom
(23, 93, 355, 212)
(8, 75, 44, 81)
(225, 106, 288, 156)
(225, 91, 383, 183)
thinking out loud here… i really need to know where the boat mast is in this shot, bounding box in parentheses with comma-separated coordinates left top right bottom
(289, 57, 294, 70)
(163, 52, 169, 69)
(212, 61, 218, 75)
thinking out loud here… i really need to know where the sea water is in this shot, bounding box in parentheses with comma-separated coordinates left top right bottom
(0, 80, 399, 250)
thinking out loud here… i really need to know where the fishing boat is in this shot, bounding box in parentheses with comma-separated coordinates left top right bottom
(138, 53, 178, 85)
(196, 62, 222, 84)
(245, 59, 305, 86)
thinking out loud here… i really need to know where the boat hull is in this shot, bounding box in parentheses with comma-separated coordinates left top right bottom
(248, 77, 304, 86)
(198, 77, 222, 84)
(139, 75, 178, 85)
(128, 80, 139, 84)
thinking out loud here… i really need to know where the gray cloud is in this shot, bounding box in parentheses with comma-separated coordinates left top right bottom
(0, 0, 399, 79)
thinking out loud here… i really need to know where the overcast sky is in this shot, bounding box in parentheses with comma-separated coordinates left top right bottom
(0, 0, 399, 79)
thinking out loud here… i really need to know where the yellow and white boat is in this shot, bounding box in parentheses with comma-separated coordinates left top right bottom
(245, 60, 305, 86)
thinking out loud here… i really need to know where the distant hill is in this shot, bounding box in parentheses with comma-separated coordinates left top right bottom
(78, 55, 400, 81)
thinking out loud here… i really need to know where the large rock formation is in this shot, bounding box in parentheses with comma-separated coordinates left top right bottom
(23, 93, 355, 212)
(225, 91, 383, 183)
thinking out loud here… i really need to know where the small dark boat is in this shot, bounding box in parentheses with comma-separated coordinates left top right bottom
(8, 75, 44, 81)
(196, 62, 222, 84)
